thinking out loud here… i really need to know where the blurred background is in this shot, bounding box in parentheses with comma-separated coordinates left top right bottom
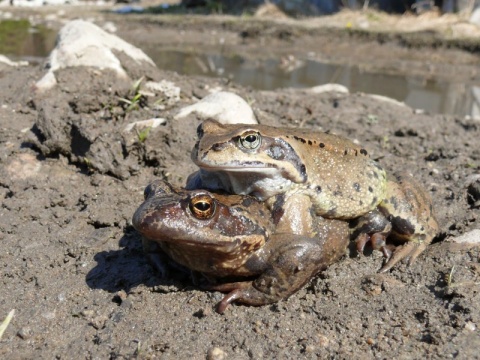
(1, 0, 480, 117)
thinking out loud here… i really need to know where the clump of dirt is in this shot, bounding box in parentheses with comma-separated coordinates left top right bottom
(0, 9, 479, 359)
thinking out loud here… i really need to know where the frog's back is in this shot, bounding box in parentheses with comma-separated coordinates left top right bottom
(195, 120, 387, 219)
(284, 129, 387, 219)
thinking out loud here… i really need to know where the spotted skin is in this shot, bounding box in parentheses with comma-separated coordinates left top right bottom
(353, 172, 439, 272)
(132, 180, 349, 312)
(132, 180, 273, 277)
(189, 120, 438, 270)
(190, 119, 386, 219)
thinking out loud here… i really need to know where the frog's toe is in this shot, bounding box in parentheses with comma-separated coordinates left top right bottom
(355, 233, 392, 258)
(355, 233, 370, 253)
(379, 241, 427, 273)
(217, 289, 243, 314)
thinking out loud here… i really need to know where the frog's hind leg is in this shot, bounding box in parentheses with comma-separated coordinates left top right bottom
(378, 172, 438, 272)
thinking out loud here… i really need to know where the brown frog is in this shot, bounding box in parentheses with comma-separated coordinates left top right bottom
(132, 180, 349, 313)
(189, 119, 438, 271)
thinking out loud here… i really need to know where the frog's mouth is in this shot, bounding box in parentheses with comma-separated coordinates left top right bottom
(154, 235, 266, 260)
(162, 237, 241, 247)
(196, 159, 307, 183)
(198, 163, 278, 173)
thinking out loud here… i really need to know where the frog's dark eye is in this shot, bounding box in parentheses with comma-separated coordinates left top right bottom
(239, 131, 261, 150)
(189, 195, 216, 219)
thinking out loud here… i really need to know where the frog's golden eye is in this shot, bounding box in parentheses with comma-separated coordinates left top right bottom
(189, 195, 216, 219)
(239, 131, 261, 150)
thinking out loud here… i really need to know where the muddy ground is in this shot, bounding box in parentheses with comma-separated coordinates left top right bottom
(1, 6, 480, 359)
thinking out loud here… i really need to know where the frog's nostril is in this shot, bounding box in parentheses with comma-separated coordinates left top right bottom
(212, 143, 227, 151)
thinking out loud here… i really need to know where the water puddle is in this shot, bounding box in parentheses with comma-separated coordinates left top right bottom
(1, 19, 478, 118)
(0, 20, 56, 62)
(146, 48, 480, 118)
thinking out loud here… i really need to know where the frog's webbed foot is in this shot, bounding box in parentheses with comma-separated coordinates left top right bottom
(378, 241, 428, 273)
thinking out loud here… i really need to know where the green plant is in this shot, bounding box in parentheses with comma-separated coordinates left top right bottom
(118, 77, 146, 113)
(365, 114, 378, 125)
(445, 266, 455, 287)
(206, 0, 223, 14)
(246, 96, 256, 107)
(381, 135, 389, 149)
(0, 310, 15, 339)
(83, 157, 93, 168)
(136, 126, 152, 143)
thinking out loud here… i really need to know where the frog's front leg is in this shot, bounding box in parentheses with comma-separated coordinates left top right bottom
(142, 238, 172, 278)
(352, 209, 393, 260)
(214, 227, 349, 313)
(142, 238, 195, 280)
(213, 235, 323, 313)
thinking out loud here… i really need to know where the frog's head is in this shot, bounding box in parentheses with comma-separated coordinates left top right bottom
(132, 180, 270, 256)
(192, 119, 307, 183)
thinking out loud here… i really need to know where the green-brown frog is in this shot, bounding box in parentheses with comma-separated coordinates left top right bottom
(189, 119, 438, 272)
(132, 180, 349, 313)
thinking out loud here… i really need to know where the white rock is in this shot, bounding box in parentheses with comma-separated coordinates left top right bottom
(6, 153, 41, 180)
(123, 118, 166, 133)
(102, 21, 117, 34)
(465, 321, 476, 331)
(470, 7, 480, 26)
(308, 83, 349, 94)
(0, 55, 28, 67)
(175, 91, 257, 125)
(367, 94, 407, 107)
(451, 229, 480, 245)
(465, 174, 480, 186)
(35, 20, 155, 90)
(145, 80, 180, 105)
(3, 0, 77, 6)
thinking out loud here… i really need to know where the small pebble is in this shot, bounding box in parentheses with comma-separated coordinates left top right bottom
(466, 176, 480, 206)
(465, 322, 476, 331)
(116, 290, 128, 301)
(207, 346, 227, 360)
(317, 334, 330, 347)
(451, 229, 480, 245)
(90, 315, 108, 330)
(17, 327, 32, 340)
(81, 309, 95, 318)
(41, 311, 56, 320)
